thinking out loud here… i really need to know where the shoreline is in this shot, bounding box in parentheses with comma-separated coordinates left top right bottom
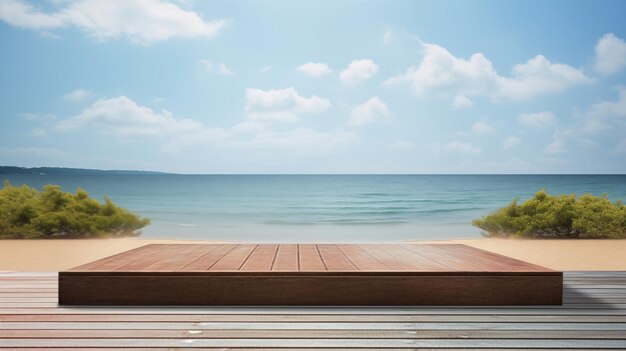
(1, 237, 625, 271)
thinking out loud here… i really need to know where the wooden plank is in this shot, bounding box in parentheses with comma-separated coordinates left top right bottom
(2, 349, 622, 351)
(209, 244, 257, 271)
(420, 244, 548, 272)
(58, 274, 562, 305)
(8, 321, 625, 331)
(0, 293, 57, 297)
(240, 245, 278, 271)
(2, 307, 626, 315)
(8, 242, 571, 307)
(2, 329, 626, 339)
(4, 313, 626, 323)
(272, 244, 299, 271)
(316, 244, 358, 271)
(181, 244, 238, 270)
(359, 244, 445, 271)
(2, 347, 613, 351)
(112, 245, 187, 271)
(337, 245, 390, 270)
(298, 244, 326, 271)
(1, 338, 626, 348)
(69, 245, 158, 271)
(144, 244, 221, 271)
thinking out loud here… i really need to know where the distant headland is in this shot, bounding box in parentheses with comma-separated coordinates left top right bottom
(0, 166, 169, 176)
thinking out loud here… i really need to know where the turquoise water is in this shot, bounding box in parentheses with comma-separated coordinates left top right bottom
(2, 175, 625, 242)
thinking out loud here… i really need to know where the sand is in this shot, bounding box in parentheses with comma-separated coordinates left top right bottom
(0, 238, 219, 271)
(0, 237, 625, 271)
(436, 238, 626, 271)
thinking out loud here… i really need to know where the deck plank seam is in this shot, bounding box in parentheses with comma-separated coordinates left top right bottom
(269, 245, 281, 271)
(201, 244, 239, 271)
(364, 245, 436, 269)
(399, 245, 457, 271)
(335, 245, 362, 271)
(314, 245, 329, 271)
(185, 244, 237, 271)
(402, 245, 484, 271)
(237, 244, 260, 271)
(175, 244, 221, 272)
(296, 244, 300, 271)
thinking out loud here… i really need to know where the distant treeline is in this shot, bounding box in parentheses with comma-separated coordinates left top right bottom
(0, 166, 168, 176)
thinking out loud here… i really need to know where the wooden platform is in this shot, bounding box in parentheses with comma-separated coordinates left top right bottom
(1, 271, 624, 349)
(59, 244, 562, 306)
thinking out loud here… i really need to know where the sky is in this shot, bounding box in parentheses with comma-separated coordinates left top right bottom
(1, 0, 626, 174)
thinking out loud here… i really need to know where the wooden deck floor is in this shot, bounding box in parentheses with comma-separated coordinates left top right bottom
(0, 271, 625, 349)
(59, 244, 562, 306)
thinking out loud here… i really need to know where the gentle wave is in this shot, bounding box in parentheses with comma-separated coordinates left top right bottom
(263, 219, 409, 226)
(2, 174, 624, 240)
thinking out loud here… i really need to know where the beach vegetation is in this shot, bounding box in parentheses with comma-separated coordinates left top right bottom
(473, 189, 626, 239)
(0, 181, 150, 239)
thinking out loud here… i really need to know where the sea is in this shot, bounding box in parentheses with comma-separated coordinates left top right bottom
(2, 174, 625, 242)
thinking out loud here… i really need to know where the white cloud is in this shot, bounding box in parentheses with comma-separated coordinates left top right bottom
(386, 42, 590, 100)
(503, 136, 521, 149)
(349, 97, 391, 126)
(217, 64, 234, 75)
(63, 89, 91, 102)
(199, 60, 234, 75)
(259, 65, 272, 74)
(340, 59, 378, 85)
(530, 91, 626, 155)
(518, 111, 557, 128)
(0, 0, 64, 29)
(583, 87, 626, 132)
(40, 94, 356, 155)
(56, 96, 202, 137)
(296, 62, 332, 77)
(244, 87, 330, 122)
(594, 33, 626, 75)
(0, 0, 227, 45)
(452, 95, 473, 108)
(471, 120, 495, 134)
(441, 141, 481, 154)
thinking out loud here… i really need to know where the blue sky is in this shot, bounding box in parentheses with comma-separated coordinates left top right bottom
(1, 0, 626, 174)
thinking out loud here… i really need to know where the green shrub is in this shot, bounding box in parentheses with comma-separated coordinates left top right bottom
(0, 181, 150, 239)
(472, 189, 626, 239)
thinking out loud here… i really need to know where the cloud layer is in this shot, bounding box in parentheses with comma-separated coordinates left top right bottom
(0, 0, 227, 44)
(56, 96, 201, 137)
(387, 43, 591, 100)
(518, 111, 557, 128)
(340, 59, 378, 85)
(349, 97, 391, 126)
(245, 88, 330, 122)
(594, 33, 626, 75)
(296, 62, 332, 77)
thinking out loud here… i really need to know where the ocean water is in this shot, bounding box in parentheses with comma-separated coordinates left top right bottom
(2, 174, 625, 242)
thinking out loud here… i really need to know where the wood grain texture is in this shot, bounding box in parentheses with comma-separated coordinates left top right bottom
(65, 244, 559, 273)
(58, 244, 562, 306)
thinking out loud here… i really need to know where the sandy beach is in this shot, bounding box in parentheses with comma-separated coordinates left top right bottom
(0, 237, 625, 271)
(422, 238, 626, 271)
